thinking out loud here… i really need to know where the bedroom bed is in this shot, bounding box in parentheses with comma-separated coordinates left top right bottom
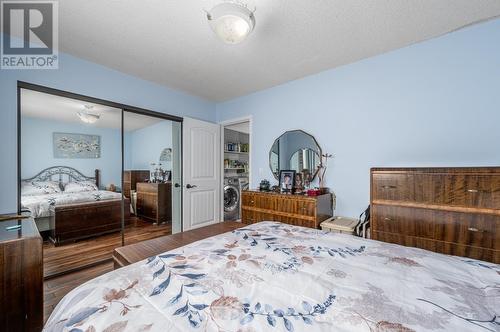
(44, 221, 499, 332)
(21, 166, 130, 245)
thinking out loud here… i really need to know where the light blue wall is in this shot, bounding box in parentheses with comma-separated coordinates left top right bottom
(0, 40, 216, 213)
(125, 120, 173, 170)
(217, 19, 500, 218)
(21, 117, 122, 187)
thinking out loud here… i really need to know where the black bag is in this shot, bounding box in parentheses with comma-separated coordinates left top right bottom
(354, 205, 370, 238)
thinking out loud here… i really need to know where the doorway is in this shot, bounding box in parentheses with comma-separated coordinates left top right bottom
(220, 117, 252, 222)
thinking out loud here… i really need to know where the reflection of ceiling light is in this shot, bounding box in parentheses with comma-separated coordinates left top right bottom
(77, 105, 100, 124)
(207, 2, 255, 44)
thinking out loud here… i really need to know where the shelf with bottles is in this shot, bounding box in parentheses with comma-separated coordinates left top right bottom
(224, 150, 249, 155)
(224, 142, 249, 154)
(224, 159, 249, 173)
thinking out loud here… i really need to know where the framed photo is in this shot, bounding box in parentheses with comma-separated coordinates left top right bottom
(294, 173, 304, 193)
(279, 170, 296, 193)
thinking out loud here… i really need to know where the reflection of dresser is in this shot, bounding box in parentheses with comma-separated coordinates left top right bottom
(123, 170, 150, 198)
(136, 182, 172, 224)
(241, 190, 333, 229)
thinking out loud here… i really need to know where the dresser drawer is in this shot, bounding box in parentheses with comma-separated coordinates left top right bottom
(372, 173, 416, 202)
(137, 183, 158, 193)
(241, 209, 256, 224)
(372, 205, 499, 250)
(241, 192, 256, 208)
(372, 230, 500, 263)
(273, 215, 318, 228)
(275, 197, 316, 217)
(372, 172, 500, 209)
(241, 209, 275, 224)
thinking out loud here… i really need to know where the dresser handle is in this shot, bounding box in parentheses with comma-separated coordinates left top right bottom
(467, 189, 479, 193)
(384, 217, 392, 221)
(467, 227, 484, 233)
(381, 185, 397, 189)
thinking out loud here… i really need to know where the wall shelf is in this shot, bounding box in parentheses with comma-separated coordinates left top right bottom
(224, 150, 249, 155)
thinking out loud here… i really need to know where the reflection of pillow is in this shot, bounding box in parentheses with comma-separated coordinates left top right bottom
(21, 181, 61, 196)
(64, 181, 98, 193)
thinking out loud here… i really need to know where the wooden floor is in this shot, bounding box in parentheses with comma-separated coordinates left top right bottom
(44, 262, 114, 323)
(43, 217, 171, 278)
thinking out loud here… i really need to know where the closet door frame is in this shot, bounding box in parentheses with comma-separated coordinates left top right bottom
(17, 81, 183, 246)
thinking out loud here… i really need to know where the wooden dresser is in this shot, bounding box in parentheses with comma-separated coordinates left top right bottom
(123, 170, 150, 198)
(0, 217, 43, 331)
(136, 182, 172, 224)
(371, 167, 500, 263)
(241, 190, 333, 229)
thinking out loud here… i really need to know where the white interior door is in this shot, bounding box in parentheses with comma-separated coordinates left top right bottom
(183, 117, 221, 231)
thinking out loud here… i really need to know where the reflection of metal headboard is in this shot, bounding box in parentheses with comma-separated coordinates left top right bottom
(22, 166, 100, 188)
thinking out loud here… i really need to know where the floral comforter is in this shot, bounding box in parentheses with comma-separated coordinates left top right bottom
(21, 190, 122, 218)
(44, 222, 500, 332)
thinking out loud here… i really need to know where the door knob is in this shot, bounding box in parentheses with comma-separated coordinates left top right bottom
(174, 183, 181, 188)
(186, 184, 197, 189)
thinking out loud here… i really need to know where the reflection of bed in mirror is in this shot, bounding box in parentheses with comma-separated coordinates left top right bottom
(21, 166, 129, 246)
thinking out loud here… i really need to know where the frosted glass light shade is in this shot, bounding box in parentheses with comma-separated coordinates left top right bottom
(208, 3, 255, 44)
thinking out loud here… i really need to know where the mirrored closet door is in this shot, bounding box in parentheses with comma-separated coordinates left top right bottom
(122, 111, 182, 245)
(20, 88, 124, 278)
(19, 85, 183, 279)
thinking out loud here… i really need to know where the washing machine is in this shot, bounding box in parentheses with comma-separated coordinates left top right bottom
(224, 177, 241, 221)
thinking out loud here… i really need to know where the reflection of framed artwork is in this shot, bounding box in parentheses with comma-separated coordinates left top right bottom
(279, 170, 296, 193)
(53, 132, 100, 159)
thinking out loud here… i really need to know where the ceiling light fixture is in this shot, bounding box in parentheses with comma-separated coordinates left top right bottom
(77, 105, 100, 124)
(207, 2, 255, 44)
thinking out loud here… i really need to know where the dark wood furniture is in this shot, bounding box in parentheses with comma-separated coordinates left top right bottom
(123, 170, 150, 198)
(49, 198, 130, 246)
(113, 221, 242, 268)
(241, 190, 333, 229)
(136, 182, 172, 224)
(0, 216, 43, 331)
(22, 167, 133, 246)
(371, 167, 500, 263)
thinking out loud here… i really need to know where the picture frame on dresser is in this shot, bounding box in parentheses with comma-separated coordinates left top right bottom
(279, 170, 295, 193)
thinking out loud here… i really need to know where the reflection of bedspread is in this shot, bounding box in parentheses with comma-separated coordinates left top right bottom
(21, 190, 122, 218)
(44, 222, 500, 332)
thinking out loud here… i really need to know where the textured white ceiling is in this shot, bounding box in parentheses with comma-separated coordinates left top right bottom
(21, 89, 164, 131)
(50, 1, 500, 100)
